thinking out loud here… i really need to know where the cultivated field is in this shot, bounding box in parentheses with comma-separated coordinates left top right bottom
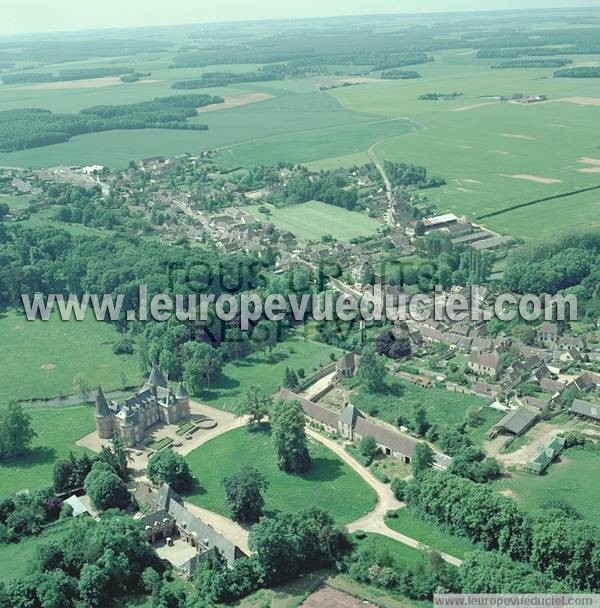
(0, 310, 142, 402)
(246, 201, 381, 241)
(184, 425, 377, 525)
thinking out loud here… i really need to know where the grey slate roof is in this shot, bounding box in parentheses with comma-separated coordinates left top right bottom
(175, 382, 189, 399)
(571, 399, 600, 421)
(355, 417, 417, 458)
(339, 403, 362, 427)
(148, 361, 168, 388)
(494, 408, 537, 436)
(279, 388, 338, 428)
(95, 386, 110, 417)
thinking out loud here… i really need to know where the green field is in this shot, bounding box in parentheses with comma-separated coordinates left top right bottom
(0, 87, 414, 169)
(195, 333, 341, 408)
(330, 54, 600, 242)
(349, 375, 486, 433)
(493, 446, 600, 526)
(385, 508, 479, 559)
(246, 200, 382, 241)
(184, 425, 377, 525)
(0, 405, 95, 496)
(0, 310, 142, 402)
(353, 532, 438, 569)
(0, 519, 74, 584)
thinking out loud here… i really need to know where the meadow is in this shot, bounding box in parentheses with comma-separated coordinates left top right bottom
(195, 333, 342, 408)
(0, 519, 74, 584)
(493, 446, 600, 526)
(0, 405, 95, 496)
(0, 310, 142, 402)
(385, 508, 479, 559)
(245, 200, 382, 241)
(184, 425, 377, 525)
(349, 375, 486, 434)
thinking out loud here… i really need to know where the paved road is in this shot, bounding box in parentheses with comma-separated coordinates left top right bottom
(306, 427, 463, 567)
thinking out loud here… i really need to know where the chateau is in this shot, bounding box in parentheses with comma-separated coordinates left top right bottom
(94, 362, 191, 447)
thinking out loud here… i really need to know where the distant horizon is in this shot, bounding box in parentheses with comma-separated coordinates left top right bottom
(2, 0, 600, 37)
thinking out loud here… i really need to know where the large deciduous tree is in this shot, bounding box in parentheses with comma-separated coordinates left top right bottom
(223, 465, 269, 523)
(0, 401, 37, 460)
(357, 345, 386, 393)
(270, 399, 310, 474)
(146, 448, 194, 491)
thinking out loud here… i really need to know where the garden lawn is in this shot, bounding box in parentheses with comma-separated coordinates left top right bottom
(184, 426, 377, 525)
(195, 334, 342, 409)
(0, 519, 73, 584)
(0, 309, 142, 402)
(385, 509, 479, 559)
(245, 201, 381, 242)
(0, 405, 95, 496)
(493, 446, 600, 527)
(350, 375, 486, 432)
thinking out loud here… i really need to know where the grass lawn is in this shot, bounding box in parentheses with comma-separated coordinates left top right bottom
(349, 375, 486, 434)
(195, 333, 342, 409)
(0, 519, 73, 584)
(245, 200, 381, 242)
(353, 532, 431, 569)
(184, 425, 377, 525)
(493, 446, 600, 526)
(385, 509, 479, 559)
(0, 309, 142, 402)
(0, 405, 95, 496)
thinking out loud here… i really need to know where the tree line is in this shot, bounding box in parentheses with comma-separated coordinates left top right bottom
(0, 94, 221, 152)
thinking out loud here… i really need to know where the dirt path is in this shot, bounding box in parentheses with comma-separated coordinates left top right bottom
(305, 428, 463, 566)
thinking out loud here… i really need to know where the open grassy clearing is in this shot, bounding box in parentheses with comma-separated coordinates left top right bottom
(349, 375, 486, 436)
(184, 425, 377, 525)
(195, 333, 341, 408)
(245, 200, 381, 241)
(0, 405, 94, 496)
(0, 519, 74, 584)
(493, 446, 600, 526)
(385, 509, 479, 559)
(0, 310, 142, 402)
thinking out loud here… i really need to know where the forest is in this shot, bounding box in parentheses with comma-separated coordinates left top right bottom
(554, 66, 600, 78)
(0, 94, 222, 152)
(1, 67, 137, 85)
(492, 58, 571, 69)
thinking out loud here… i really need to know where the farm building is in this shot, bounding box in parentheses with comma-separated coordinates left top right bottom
(422, 213, 458, 231)
(524, 435, 565, 475)
(571, 399, 600, 424)
(279, 389, 420, 463)
(134, 482, 246, 577)
(489, 408, 537, 438)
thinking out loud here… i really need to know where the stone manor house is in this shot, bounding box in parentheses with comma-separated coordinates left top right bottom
(94, 362, 190, 446)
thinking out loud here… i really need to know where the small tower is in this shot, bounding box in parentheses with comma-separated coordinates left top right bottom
(175, 382, 190, 421)
(95, 386, 113, 439)
(146, 361, 168, 391)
